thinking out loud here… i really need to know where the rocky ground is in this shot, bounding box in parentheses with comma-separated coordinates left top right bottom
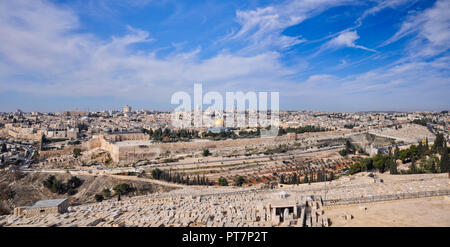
(325, 196, 450, 226)
(0, 170, 176, 215)
(1, 172, 449, 227)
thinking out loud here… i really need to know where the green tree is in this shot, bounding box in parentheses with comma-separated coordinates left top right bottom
(440, 143, 449, 173)
(373, 154, 388, 173)
(361, 158, 374, 171)
(51, 179, 66, 194)
(151, 168, 163, 179)
(73, 148, 82, 158)
(113, 183, 132, 195)
(67, 176, 83, 189)
(303, 173, 309, 184)
(102, 188, 111, 198)
(349, 162, 361, 175)
(43, 175, 56, 188)
(430, 159, 437, 173)
(218, 177, 228, 186)
(390, 157, 398, 174)
(409, 160, 417, 174)
(394, 146, 400, 160)
(202, 148, 211, 157)
(418, 141, 424, 157)
(433, 134, 444, 153)
(67, 188, 77, 195)
(235, 176, 245, 186)
(43, 175, 67, 194)
(94, 194, 104, 202)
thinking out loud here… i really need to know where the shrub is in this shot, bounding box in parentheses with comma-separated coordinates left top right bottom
(235, 176, 245, 186)
(43, 175, 83, 195)
(102, 188, 111, 198)
(67, 189, 77, 195)
(51, 179, 66, 194)
(73, 148, 82, 158)
(113, 183, 133, 195)
(349, 162, 362, 175)
(218, 177, 228, 186)
(94, 194, 104, 202)
(67, 176, 83, 189)
(43, 175, 57, 189)
(202, 148, 211, 157)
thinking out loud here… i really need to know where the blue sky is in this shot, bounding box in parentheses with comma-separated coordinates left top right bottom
(0, 0, 449, 112)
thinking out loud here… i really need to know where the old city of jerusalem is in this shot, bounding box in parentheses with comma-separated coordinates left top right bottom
(1, 108, 449, 227)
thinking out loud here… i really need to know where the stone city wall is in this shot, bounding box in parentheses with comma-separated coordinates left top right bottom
(89, 134, 289, 164)
(4, 124, 42, 141)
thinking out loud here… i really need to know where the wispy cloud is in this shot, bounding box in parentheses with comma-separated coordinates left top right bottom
(230, 0, 353, 53)
(0, 0, 293, 101)
(380, 0, 450, 58)
(0, 0, 448, 112)
(357, 0, 418, 24)
(315, 31, 377, 55)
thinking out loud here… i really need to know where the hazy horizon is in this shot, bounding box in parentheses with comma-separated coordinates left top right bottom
(2, 106, 448, 114)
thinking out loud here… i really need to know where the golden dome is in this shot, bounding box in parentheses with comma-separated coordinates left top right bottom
(214, 119, 224, 127)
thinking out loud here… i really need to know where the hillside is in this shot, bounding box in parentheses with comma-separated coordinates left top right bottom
(0, 170, 176, 215)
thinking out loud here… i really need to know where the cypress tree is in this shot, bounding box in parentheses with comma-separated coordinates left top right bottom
(329, 172, 335, 181)
(410, 159, 417, 174)
(418, 141, 424, 157)
(441, 143, 449, 173)
(433, 133, 444, 153)
(394, 146, 400, 160)
(390, 157, 398, 174)
(431, 160, 437, 173)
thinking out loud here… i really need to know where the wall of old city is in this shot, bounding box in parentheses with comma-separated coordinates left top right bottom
(89, 132, 298, 164)
(4, 123, 42, 141)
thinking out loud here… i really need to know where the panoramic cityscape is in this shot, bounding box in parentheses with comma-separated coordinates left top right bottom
(1, 108, 449, 227)
(0, 0, 449, 230)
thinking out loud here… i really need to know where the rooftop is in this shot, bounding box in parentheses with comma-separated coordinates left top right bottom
(30, 198, 67, 208)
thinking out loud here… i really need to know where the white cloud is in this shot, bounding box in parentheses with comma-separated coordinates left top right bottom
(358, 0, 417, 24)
(231, 0, 353, 52)
(0, 0, 295, 103)
(0, 0, 448, 112)
(381, 0, 450, 57)
(281, 56, 450, 111)
(317, 31, 376, 54)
